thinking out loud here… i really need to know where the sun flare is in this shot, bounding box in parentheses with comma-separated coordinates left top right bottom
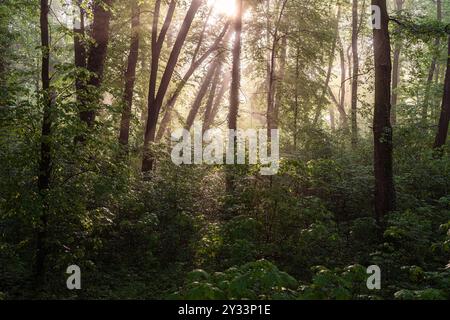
(208, 0, 237, 17)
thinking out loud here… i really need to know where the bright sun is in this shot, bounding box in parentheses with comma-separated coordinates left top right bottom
(208, 0, 237, 17)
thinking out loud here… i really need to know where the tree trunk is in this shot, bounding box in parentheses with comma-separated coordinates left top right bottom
(119, 1, 141, 148)
(185, 59, 220, 130)
(338, 34, 348, 128)
(274, 35, 287, 130)
(229, 0, 243, 132)
(142, 0, 203, 172)
(434, 35, 450, 150)
(74, 0, 86, 104)
(156, 23, 230, 141)
(204, 71, 231, 132)
(372, 0, 396, 226)
(313, 5, 341, 125)
(35, 0, 52, 288)
(294, 44, 300, 147)
(226, 0, 243, 192)
(423, 0, 442, 123)
(351, 0, 359, 147)
(203, 66, 222, 133)
(390, 0, 404, 126)
(79, 0, 113, 127)
(267, 0, 288, 138)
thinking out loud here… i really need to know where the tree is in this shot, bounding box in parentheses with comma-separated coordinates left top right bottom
(119, 0, 141, 148)
(390, 0, 405, 125)
(156, 21, 230, 140)
(372, 0, 396, 226)
(73, 0, 86, 105)
(229, 0, 243, 133)
(226, 0, 243, 192)
(185, 58, 222, 131)
(267, 0, 288, 139)
(79, 0, 114, 128)
(35, 0, 52, 287)
(142, 0, 203, 172)
(423, 0, 442, 123)
(434, 34, 450, 150)
(351, 0, 359, 147)
(313, 5, 341, 127)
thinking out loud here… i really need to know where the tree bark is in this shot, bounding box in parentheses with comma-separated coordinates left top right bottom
(79, 0, 113, 127)
(185, 59, 220, 130)
(267, 0, 288, 138)
(35, 0, 52, 288)
(203, 66, 222, 133)
(229, 0, 243, 132)
(156, 23, 230, 141)
(351, 0, 359, 147)
(338, 34, 348, 128)
(434, 35, 450, 150)
(313, 5, 341, 126)
(226, 0, 243, 192)
(204, 71, 231, 132)
(423, 0, 442, 123)
(390, 0, 404, 126)
(372, 0, 396, 226)
(142, 0, 203, 172)
(74, 0, 86, 104)
(119, 0, 141, 148)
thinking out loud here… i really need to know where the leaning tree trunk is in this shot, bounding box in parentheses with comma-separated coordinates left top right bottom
(267, 0, 288, 139)
(434, 35, 450, 150)
(35, 0, 52, 288)
(119, 0, 141, 148)
(156, 23, 230, 141)
(372, 0, 396, 227)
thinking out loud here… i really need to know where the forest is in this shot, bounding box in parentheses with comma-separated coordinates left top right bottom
(0, 0, 449, 300)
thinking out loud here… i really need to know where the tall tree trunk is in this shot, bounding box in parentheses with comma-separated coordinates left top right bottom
(147, 0, 176, 127)
(434, 35, 450, 150)
(185, 59, 220, 130)
(267, 0, 288, 139)
(313, 5, 341, 125)
(372, 0, 396, 226)
(79, 0, 113, 127)
(338, 34, 348, 128)
(202, 66, 222, 133)
(423, 0, 442, 123)
(204, 71, 231, 132)
(119, 0, 141, 148)
(226, 0, 243, 192)
(142, 0, 203, 172)
(391, 0, 404, 125)
(35, 0, 52, 288)
(274, 35, 287, 129)
(229, 0, 243, 132)
(294, 44, 300, 147)
(73, 0, 86, 104)
(351, 0, 359, 147)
